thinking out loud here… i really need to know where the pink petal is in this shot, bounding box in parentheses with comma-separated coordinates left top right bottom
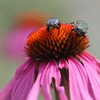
(80, 51, 100, 72)
(79, 54, 100, 99)
(15, 58, 34, 78)
(0, 59, 37, 100)
(59, 58, 69, 69)
(40, 60, 54, 100)
(68, 56, 94, 100)
(26, 74, 40, 100)
(52, 60, 68, 100)
(0, 79, 14, 100)
(27, 60, 47, 100)
(12, 64, 36, 100)
(41, 60, 68, 100)
(56, 86, 68, 100)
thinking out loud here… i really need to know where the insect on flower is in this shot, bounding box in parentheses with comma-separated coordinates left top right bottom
(71, 20, 88, 36)
(1, 18, 100, 100)
(46, 18, 61, 34)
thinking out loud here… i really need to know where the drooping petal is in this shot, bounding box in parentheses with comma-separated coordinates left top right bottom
(56, 86, 68, 100)
(51, 60, 68, 100)
(80, 51, 100, 72)
(0, 59, 37, 100)
(79, 53, 100, 100)
(26, 76, 40, 100)
(15, 58, 34, 78)
(59, 58, 69, 69)
(68, 56, 95, 100)
(41, 60, 68, 100)
(12, 63, 37, 100)
(0, 79, 14, 100)
(27, 60, 47, 100)
(40, 60, 54, 100)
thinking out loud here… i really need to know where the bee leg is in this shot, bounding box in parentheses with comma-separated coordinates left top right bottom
(71, 28, 75, 34)
(46, 27, 52, 34)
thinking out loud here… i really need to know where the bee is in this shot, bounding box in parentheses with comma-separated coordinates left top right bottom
(46, 18, 61, 34)
(71, 20, 88, 36)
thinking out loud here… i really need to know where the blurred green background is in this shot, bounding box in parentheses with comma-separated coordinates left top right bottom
(0, 0, 100, 99)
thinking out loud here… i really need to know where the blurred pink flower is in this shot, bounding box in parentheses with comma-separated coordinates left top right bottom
(0, 23, 100, 100)
(2, 10, 50, 61)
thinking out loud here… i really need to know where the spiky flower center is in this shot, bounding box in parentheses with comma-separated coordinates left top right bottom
(25, 24, 89, 61)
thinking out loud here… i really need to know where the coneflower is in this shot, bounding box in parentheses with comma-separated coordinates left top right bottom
(0, 19, 100, 100)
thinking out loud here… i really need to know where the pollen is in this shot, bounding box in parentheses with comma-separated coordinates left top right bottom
(25, 24, 89, 60)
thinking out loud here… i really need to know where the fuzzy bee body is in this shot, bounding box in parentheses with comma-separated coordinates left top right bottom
(46, 18, 61, 34)
(71, 20, 88, 36)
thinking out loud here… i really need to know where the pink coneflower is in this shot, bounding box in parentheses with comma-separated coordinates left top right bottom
(0, 21, 100, 100)
(2, 10, 50, 61)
